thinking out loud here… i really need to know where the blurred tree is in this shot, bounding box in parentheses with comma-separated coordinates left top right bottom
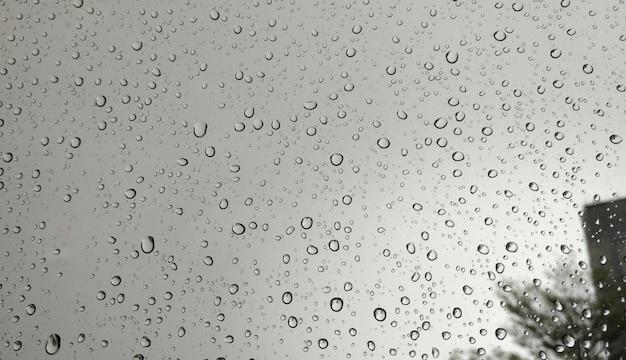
(495, 262, 624, 360)
(448, 347, 524, 360)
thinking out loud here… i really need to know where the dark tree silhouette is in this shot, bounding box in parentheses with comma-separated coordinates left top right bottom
(496, 262, 624, 360)
(448, 347, 524, 360)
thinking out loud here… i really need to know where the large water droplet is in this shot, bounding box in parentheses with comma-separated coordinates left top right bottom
(330, 297, 344, 312)
(282, 291, 293, 304)
(373, 307, 387, 321)
(70, 137, 81, 148)
(141, 236, 154, 254)
(232, 223, 246, 235)
(494, 31, 506, 41)
(193, 121, 208, 138)
(45, 334, 61, 355)
(477, 244, 490, 255)
(330, 153, 344, 166)
(462, 285, 473, 295)
(609, 134, 622, 144)
(303, 101, 317, 110)
(445, 51, 458, 64)
(377, 137, 390, 149)
(95, 95, 106, 107)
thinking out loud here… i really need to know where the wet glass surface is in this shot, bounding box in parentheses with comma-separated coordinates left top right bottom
(0, 0, 625, 359)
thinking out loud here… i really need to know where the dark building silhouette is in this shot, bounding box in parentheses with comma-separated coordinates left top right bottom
(582, 199, 626, 359)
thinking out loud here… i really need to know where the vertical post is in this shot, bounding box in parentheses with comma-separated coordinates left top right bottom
(582, 199, 626, 360)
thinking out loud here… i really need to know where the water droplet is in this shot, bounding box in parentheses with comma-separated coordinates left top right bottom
(452, 151, 465, 161)
(494, 31, 506, 41)
(434, 118, 448, 129)
(452, 307, 462, 318)
(445, 51, 458, 64)
(373, 307, 387, 321)
(203, 256, 214, 266)
(377, 137, 390, 149)
(477, 244, 490, 255)
(140, 336, 151, 347)
(505, 242, 518, 252)
(287, 316, 298, 328)
(45, 334, 61, 355)
(70, 137, 81, 148)
(495, 328, 507, 340)
(193, 121, 208, 138)
(95, 95, 106, 107)
(329, 239, 340, 251)
(306, 245, 318, 255)
(550, 49, 562, 59)
(232, 223, 245, 235)
(205, 146, 216, 157)
(330, 297, 344, 312)
(282, 291, 293, 304)
(406, 242, 416, 254)
(301, 217, 313, 229)
(386, 65, 397, 75)
(141, 236, 154, 254)
(412, 203, 423, 211)
(330, 153, 344, 166)
(562, 334, 576, 348)
(529, 182, 539, 191)
(318, 338, 329, 349)
(26, 304, 36, 315)
(303, 101, 317, 110)
(125, 189, 137, 199)
(582, 64, 594, 74)
(427, 249, 437, 260)
(210, 10, 220, 20)
(609, 134, 622, 144)
(462, 285, 473, 295)
(177, 158, 188, 166)
(131, 41, 143, 51)
(244, 107, 255, 118)
(229, 284, 239, 294)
